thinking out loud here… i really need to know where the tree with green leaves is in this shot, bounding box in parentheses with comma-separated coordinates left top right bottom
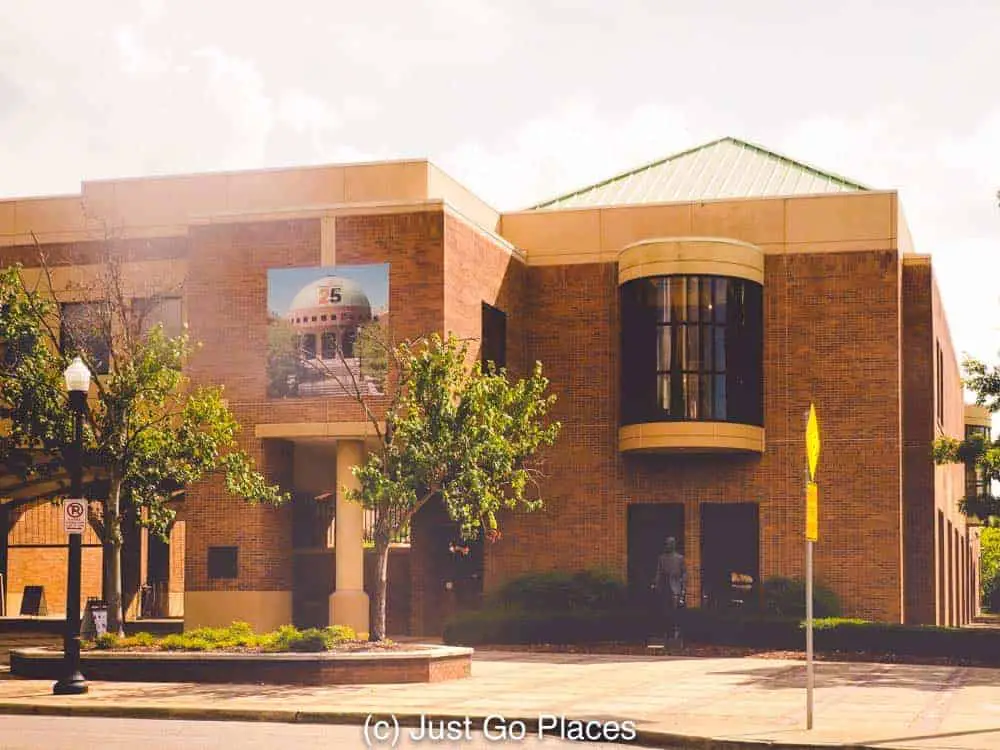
(933, 356, 1000, 522)
(980, 527, 1000, 611)
(0, 254, 286, 633)
(325, 327, 560, 641)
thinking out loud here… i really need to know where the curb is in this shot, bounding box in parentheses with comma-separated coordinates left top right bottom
(0, 702, 881, 749)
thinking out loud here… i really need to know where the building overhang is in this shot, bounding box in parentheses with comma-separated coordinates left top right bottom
(255, 421, 386, 442)
(618, 236, 765, 285)
(619, 422, 765, 454)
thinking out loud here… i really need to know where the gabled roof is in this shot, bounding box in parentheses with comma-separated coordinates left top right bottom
(530, 137, 871, 210)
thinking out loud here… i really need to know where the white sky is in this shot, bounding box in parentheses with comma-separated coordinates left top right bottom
(2, 0, 999, 363)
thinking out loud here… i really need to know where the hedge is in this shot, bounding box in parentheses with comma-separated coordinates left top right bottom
(443, 608, 1000, 663)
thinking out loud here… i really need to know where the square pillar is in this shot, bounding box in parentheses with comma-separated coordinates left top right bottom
(330, 439, 370, 635)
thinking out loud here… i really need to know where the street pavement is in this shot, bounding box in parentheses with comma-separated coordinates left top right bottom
(1, 649, 999, 749)
(0, 715, 647, 750)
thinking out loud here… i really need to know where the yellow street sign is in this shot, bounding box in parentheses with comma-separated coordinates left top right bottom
(806, 481, 818, 541)
(806, 403, 820, 481)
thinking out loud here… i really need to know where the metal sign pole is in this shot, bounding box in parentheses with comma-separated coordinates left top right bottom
(803, 406, 818, 731)
(806, 535, 814, 730)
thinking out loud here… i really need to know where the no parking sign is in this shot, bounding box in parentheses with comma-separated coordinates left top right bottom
(63, 498, 87, 535)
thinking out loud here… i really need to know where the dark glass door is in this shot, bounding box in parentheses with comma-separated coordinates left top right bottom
(627, 504, 685, 605)
(700, 503, 759, 609)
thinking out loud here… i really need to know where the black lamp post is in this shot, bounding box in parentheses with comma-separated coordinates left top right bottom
(53, 356, 91, 695)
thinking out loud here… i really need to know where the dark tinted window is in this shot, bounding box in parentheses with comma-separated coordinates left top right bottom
(481, 303, 507, 371)
(207, 546, 238, 579)
(621, 275, 763, 426)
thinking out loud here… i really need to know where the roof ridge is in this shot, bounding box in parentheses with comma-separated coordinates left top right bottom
(527, 137, 729, 210)
(526, 136, 869, 211)
(721, 137, 870, 191)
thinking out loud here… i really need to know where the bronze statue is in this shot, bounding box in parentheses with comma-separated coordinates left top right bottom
(652, 536, 687, 645)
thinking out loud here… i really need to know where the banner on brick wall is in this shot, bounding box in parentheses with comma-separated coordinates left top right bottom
(266, 264, 389, 399)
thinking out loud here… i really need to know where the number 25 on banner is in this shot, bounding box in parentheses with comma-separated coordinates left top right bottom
(805, 482, 818, 542)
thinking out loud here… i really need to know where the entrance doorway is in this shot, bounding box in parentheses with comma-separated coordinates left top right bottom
(291, 492, 335, 629)
(627, 504, 685, 605)
(700, 503, 759, 609)
(413, 499, 484, 634)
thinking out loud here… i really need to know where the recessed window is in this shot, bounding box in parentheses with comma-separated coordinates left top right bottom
(132, 297, 183, 339)
(482, 303, 507, 371)
(207, 546, 238, 579)
(621, 275, 762, 426)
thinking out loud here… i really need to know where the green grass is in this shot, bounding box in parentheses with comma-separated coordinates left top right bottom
(89, 621, 361, 653)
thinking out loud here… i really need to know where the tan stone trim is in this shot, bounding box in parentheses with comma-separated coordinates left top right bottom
(964, 404, 991, 428)
(619, 422, 765, 453)
(618, 237, 764, 285)
(526, 240, 898, 267)
(255, 421, 385, 440)
(902, 254, 931, 266)
(320, 216, 336, 266)
(189, 199, 446, 226)
(184, 591, 292, 631)
(505, 191, 901, 266)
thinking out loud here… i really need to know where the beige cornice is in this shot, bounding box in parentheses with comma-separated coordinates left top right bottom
(619, 421, 765, 453)
(618, 237, 765, 285)
(255, 421, 386, 441)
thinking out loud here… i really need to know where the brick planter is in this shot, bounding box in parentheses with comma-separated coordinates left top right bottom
(10, 645, 472, 685)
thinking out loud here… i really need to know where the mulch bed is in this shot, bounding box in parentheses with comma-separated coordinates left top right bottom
(471, 642, 1000, 668)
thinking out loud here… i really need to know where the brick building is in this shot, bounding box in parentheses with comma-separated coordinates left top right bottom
(0, 137, 984, 631)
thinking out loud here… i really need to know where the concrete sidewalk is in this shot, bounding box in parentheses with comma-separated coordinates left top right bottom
(1, 650, 999, 749)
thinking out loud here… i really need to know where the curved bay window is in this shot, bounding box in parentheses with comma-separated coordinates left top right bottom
(621, 275, 763, 426)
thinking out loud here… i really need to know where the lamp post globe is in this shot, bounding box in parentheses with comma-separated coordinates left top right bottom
(64, 356, 92, 393)
(53, 356, 91, 695)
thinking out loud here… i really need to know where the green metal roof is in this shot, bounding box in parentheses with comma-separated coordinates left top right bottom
(530, 137, 870, 210)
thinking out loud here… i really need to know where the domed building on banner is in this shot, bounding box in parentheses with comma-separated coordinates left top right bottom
(285, 276, 372, 362)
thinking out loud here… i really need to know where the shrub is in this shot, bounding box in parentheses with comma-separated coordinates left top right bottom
(762, 577, 841, 618)
(116, 631, 156, 648)
(443, 606, 1000, 664)
(84, 621, 363, 653)
(287, 628, 330, 652)
(490, 570, 628, 612)
(324, 625, 357, 643)
(94, 632, 120, 650)
(443, 608, 647, 646)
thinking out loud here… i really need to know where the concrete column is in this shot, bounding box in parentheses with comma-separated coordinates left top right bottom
(330, 439, 370, 635)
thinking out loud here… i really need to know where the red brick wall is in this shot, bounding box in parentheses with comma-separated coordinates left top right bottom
(183, 211, 446, 598)
(929, 265, 969, 625)
(901, 259, 969, 626)
(488, 249, 906, 622)
(6, 501, 103, 614)
(410, 215, 525, 634)
(901, 261, 936, 623)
